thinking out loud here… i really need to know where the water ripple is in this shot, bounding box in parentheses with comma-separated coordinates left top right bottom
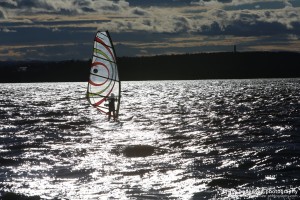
(0, 80, 300, 199)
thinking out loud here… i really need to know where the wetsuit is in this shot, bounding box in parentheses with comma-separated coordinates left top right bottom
(108, 97, 115, 112)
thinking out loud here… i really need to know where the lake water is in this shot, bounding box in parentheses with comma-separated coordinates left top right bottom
(0, 79, 300, 199)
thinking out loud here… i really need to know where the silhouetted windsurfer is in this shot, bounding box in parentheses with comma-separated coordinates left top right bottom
(107, 93, 116, 121)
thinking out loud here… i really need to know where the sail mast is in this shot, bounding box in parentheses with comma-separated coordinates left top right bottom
(106, 30, 121, 118)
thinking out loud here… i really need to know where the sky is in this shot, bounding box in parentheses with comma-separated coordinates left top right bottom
(0, 0, 300, 61)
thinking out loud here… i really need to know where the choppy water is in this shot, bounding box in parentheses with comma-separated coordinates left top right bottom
(0, 79, 300, 199)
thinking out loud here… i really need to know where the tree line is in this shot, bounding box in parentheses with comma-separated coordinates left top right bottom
(0, 51, 299, 83)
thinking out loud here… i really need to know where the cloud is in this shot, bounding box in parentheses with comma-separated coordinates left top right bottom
(189, 5, 300, 36)
(0, 28, 16, 32)
(0, 49, 25, 59)
(191, 0, 238, 6)
(190, 0, 298, 12)
(247, 40, 300, 52)
(0, 0, 17, 8)
(0, 41, 92, 60)
(0, 7, 7, 19)
(17, 0, 85, 15)
(0, 0, 130, 16)
(1, 0, 300, 60)
(131, 7, 150, 16)
(2, 0, 299, 36)
(94, 1, 300, 36)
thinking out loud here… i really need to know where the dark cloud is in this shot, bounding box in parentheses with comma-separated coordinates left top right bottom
(199, 18, 300, 37)
(0, 1, 17, 8)
(235, 12, 260, 23)
(192, 5, 300, 37)
(17, 0, 37, 8)
(290, 1, 300, 7)
(131, 7, 149, 16)
(9, 43, 92, 61)
(0, 29, 94, 60)
(0, 7, 7, 19)
(1, 0, 299, 60)
(227, 21, 290, 36)
(191, 0, 232, 5)
(0, 0, 100, 15)
(101, 4, 121, 12)
(114, 31, 237, 56)
(224, 1, 285, 11)
(75, 0, 92, 7)
(0, 27, 94, 46)
(173, 16, 192, 33)
(127, 0, 194, 7)
(203, 0, 232, 3)
(1, 19, 109, 29)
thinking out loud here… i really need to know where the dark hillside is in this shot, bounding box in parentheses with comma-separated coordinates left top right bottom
(118, 52, 300, 80)
(0, 52, 299, 82)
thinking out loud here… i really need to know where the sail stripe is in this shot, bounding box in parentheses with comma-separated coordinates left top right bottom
(88, 93, 107, 98)
(89, 79, 113, 96)
(95, 34, 112, 48)
(88, 84, 109, 96)
(96, 33, 112, 48)
(89, 62, 109, 86)
(93, 48, 113, 62)
(93, 54, 116, 64)
(88, 93, 119, 99)
(90, 73, 119, 82)
(95, 37, 115, 62)
(93, 80, 116, 106)
(95, 107, 107, 114)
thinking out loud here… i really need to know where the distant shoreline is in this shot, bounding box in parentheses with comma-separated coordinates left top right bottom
(0, 51, 299, 83)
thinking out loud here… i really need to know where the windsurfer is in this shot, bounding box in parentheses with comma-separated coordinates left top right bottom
(107, 93, 116, 121)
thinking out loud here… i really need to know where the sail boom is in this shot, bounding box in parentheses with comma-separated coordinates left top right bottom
(90, 73, 120, 82)
(88, 93, 120, 99)
(92, 53, 116, 64)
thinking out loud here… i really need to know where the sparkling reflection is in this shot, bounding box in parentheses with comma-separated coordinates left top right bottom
(0, 80, 300, 199)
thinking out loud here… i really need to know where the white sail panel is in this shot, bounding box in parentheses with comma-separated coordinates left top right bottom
(87, 31, 121, 116)
(93, 40, 115, 62)
(96, 32, 111, 47)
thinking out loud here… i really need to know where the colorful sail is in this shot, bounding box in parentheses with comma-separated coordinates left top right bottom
(87, 31, 121, 117)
